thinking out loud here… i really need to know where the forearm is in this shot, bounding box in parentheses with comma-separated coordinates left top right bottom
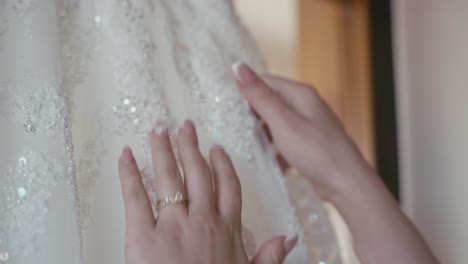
(330, 164, 438, 264)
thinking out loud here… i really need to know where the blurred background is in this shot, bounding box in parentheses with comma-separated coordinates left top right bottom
(235, 0, 468, 263)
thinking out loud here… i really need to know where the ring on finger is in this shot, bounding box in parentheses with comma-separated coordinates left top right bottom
(156, 191, 187, 213)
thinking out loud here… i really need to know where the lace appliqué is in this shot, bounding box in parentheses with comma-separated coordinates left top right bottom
(75, 132, 106, 229)
(0, 77, 79, 258)
(109, 0, 170, 143)
(112, 94, 167, 138)
(58, 0, 98, 88)
(286, 172, 342, 263)
(0, 149, 64, 262)
(162, 1, 261, 160)
(1, 81, 67, 136)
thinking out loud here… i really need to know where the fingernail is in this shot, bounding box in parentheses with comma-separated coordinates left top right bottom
(152, 127, 168, 138)
(211, 144, 225, 153)
(120, 146, 133, 165)
(232, 62, 257, 86)
(232, 61, 243, 78)
(283, 233, 298, 255)
(182, 119, 195, 135)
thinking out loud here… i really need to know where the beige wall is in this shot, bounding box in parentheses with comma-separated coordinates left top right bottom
(235, 0, 299, 79)
(393, 1, 468, 263)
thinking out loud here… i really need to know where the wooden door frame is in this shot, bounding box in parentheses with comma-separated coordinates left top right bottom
(298, 0, 400, 199)
(369, 0, 399, 200)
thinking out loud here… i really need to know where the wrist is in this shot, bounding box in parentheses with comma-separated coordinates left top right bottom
(327, 159, 380, 209)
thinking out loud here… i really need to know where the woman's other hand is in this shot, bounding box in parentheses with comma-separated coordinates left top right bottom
(118, 120, 297, 264)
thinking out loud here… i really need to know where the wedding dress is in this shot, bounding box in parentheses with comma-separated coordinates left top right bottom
(0, 1, 342, 263)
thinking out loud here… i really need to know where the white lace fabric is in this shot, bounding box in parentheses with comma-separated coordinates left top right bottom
(0, 1, 341, 263)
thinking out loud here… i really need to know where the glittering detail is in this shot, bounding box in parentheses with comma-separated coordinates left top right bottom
(109, 0, 170, 145)
(94, 15, 101, 24)
(161, 0, 262, 160)
(75, 127, 106, 229)
(0, 251, 9, 262)
(56, 2, 88, 222)
(0, 1, 343, 263)
(2, 81, 68, 136)
(0, 79, 77, 197)
(286, 172, 341, 263)
(112, 94, 167, 137)
(0, 80, 78, 259)
(0, 149, 64, 261)
(23, 120, 36, 133)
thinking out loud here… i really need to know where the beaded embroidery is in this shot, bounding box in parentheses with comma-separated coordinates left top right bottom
(0, 1, 342, 263)
(110, 0, 170, 143)
(0, 149, 64, 261)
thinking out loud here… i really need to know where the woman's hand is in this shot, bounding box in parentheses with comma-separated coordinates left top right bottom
(233, 63, 438, 264)
(118, 120, 297, 264)
(233, 63, 371, 201)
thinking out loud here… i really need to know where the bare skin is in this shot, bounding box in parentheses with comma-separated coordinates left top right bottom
(233, 63, 439, 264)
(118, 120, 297, 264)
(118, 62, 438, 264)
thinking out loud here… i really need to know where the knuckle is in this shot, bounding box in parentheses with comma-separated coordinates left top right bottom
(199, 221, 218, 239)
(126, 231, 153, 251)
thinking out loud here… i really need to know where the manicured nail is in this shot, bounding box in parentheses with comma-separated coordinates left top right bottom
(211, 144, 225, 153)
(152, 127, 168, 138)
(120, 146, 134, 165)
(232, 62, 257, 86)
(283, 233, 298, 255)
(182, 119, 195, 135)
(232, 61, 243, 78)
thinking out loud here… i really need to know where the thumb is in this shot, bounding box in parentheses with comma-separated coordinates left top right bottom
(251, 234, 298, 264)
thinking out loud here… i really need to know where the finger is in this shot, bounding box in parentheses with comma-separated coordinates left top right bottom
(150, 129, 186, 217)
(232, 62, 302, 129)
(210, 145, 242, 225)
(118, 146, 156, 230)
(262, 75, 321, 120)
(251, 234, 298, 264)
(176, 119, 215, 214)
